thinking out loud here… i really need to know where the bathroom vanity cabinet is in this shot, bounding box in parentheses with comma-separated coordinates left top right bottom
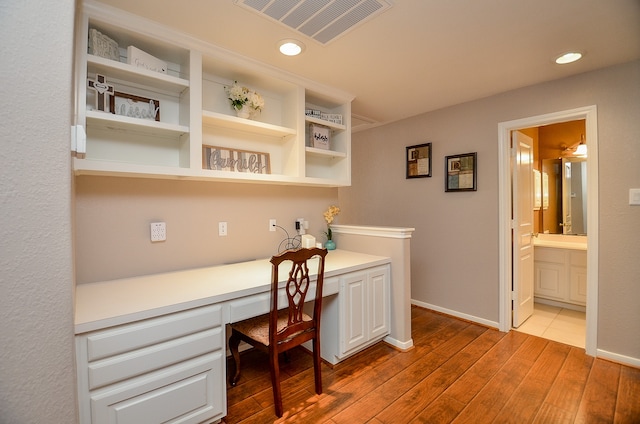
(534, 246, 587, 307)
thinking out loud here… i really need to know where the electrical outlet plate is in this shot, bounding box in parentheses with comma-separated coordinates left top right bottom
(218, 221, 228, 236)
(150, 222, 166, 242)
(269, 219, 276, 231)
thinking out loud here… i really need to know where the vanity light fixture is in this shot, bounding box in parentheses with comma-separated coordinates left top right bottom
(278, 39, 305, 56)
(574, 134, 587, 156)
(555, 51, 583, 65)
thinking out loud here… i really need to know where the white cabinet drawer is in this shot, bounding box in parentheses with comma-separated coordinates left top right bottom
(534, 247, 565, 263)
(323, 276, 339, 296)
(90, 353, 224, 424)
(570, 250, 587, 267)
(83, 304, 222, 361)
(88, 327, 222, 390)
(226, 278, 337, 323)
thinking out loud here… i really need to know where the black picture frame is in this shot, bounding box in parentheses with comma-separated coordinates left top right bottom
(406, 143, 432, 178)
(445, 152, 477, 192)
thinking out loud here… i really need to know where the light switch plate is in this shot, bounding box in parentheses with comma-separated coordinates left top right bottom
(630, 188, 640, 206)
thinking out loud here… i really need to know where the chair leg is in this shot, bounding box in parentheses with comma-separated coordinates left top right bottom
(270, 349, 283, 417)
(312, 337, 323, 395)
(228, 330, 242, 386)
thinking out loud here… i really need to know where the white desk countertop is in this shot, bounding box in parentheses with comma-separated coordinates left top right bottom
(75, 249, 390, 334)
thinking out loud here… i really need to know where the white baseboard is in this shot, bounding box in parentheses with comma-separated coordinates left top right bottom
(412, 300, 501, 330)
(597, 349, 640, 368)
(384, 335, 414, 351)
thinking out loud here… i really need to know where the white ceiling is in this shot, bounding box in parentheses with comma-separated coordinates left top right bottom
(93, 0, 640, 131)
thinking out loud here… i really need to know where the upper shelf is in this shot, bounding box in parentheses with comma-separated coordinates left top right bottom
(87, 55, 189, 92)
(202, 110, 296, 139)
(86, 110, 189, 137)
(305, 115, 346, 131)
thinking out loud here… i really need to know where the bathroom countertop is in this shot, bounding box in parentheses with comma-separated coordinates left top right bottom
(533, 234, 587, 250)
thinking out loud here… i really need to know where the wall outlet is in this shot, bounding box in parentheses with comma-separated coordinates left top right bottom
(630, 188, 640, 206)
(269, 219, 277, 231)
(296, 218, 306, 234)
(150, 222, 166, 242)
(218, 221, 227, 236)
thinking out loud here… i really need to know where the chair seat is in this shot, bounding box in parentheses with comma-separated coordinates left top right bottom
(231, 309, 312, 346)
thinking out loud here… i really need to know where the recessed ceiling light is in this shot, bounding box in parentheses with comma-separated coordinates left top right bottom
(555, 52, 583, 65)
(278, 39, 305, 56)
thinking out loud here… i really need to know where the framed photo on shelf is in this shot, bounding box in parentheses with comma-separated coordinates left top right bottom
(202, 145, 271, 174)
(110, 91, 160, 121)
(406, 143, 432, 178)
(309, 123, 330, 150)
(445, 152, 477, 192)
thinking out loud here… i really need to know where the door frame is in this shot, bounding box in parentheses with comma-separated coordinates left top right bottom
(497, 105, 599, 356)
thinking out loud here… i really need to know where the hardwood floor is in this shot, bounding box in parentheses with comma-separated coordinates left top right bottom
(222, 306, 640, 423)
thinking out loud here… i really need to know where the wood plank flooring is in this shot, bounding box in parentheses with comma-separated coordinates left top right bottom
(222, 306, 640, 423)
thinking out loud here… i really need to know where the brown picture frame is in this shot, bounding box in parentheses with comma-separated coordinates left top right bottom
(406, 143, 432, 178)
(110, 91, 160, 121)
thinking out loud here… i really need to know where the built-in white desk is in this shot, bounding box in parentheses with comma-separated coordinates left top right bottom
(74, 249, 392, 424)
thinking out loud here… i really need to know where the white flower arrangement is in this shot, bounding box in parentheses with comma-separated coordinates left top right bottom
(225, 81, 264, 114)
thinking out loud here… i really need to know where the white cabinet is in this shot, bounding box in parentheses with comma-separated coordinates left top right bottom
(534, 247, 587, 306)
(76, 304, 226, 424)
(73, 1, 352, 187)
(320, 265, 390, 364)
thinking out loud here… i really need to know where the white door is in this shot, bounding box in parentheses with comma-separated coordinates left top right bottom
(512, 131, 535, 327)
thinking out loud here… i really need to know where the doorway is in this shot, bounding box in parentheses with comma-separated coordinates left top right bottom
(498, 106, 599, 357)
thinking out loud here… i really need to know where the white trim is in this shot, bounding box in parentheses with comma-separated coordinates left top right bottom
(498, 105, 598, 357)
(331, 225, 416, 239)
(596, 349, 640, 368)
(412, 300, 500, 330)
(383, 336, 414, 351)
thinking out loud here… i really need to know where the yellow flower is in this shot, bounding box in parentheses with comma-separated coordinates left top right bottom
(323, 205, 340, 225)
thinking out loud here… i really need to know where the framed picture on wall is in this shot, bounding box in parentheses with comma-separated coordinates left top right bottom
(445, 152, 477, 191)
(406, 143, 432, 178)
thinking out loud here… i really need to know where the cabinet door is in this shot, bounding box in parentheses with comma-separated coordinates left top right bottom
(368, 266, 390, 340)
(534, 261, 565, 300)
(569, 265, 587, 305)
(341, 271, 368, 354)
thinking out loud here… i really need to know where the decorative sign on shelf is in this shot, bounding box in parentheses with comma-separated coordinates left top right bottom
(309, 123, 330, 150)
(305, 109, 342, 125)
(202, 145, 271, 174)
(110, 92, 160, 121)
(127, 46, 168, 74)
(87, 74, 114, 112)
(88, 29, 120, 61)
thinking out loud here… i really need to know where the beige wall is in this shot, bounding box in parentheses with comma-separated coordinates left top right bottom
(0, 0, 78, 422)
(75, 177, 338, 283)
(340, 60, 640, 361)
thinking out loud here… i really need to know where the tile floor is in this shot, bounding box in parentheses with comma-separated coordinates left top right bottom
(515, 302, 586, 348)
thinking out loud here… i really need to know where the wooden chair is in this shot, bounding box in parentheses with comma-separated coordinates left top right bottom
(228, 247, 328, 417)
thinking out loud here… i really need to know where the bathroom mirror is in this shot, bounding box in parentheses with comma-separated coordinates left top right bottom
(541, 157, 587, 235)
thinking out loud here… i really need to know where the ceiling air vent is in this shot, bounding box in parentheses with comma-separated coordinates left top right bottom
(235, 0, 393, 45)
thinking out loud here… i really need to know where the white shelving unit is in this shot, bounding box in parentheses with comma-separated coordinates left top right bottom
(73, 1, 353, 187)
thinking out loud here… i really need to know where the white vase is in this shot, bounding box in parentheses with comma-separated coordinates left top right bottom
(236, 107, 251, 119)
